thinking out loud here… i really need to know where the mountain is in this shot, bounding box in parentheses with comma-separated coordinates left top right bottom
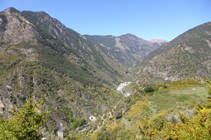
(0, 7, 126, 130)
(21, 10, 128, 87)
(148, 39, 168, 48)
(84, 34, 166, 67)
(134, 22, 211, 82)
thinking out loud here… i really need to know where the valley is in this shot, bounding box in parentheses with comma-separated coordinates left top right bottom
(0, 7, 211, 140)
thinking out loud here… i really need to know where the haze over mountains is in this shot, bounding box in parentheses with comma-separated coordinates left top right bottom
(84, 34, 168, 67)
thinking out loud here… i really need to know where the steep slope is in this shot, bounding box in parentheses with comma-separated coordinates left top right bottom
(134, 22, 211, 82)
(0, 7, 124, 130)
(84, 34, 166, 67)
(21, 11, 127, 86)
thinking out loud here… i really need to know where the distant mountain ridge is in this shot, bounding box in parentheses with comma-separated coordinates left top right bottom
(134, 22, 211, 82)
(84, 34, 167, 67)
(148, 39, 168, 48)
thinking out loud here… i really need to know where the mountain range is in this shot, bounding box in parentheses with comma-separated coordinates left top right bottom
(1, 6, 211, 135)
(0, 7, 127, 130)
(84, 34, 168, 67)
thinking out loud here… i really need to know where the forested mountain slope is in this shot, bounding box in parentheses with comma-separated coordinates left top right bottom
(0, 7, 125, 130)
(134, 22, 211, 82)
(21, 10, 128, 87)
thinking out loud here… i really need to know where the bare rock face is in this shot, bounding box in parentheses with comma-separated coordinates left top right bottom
(17, 74, 26, 88)
(2, 8, 39, 42)
(0, 100, 5, 114)
(0, 18, 3, 26)
(0, 100, 5, 108)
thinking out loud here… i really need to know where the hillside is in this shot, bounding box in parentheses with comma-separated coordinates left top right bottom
(21, 10, 128, 87)
(84, 34, 166, 67)
(84, 78, 210, 140)
(0, 7, 126, 130)
(134, 22, 211, 82)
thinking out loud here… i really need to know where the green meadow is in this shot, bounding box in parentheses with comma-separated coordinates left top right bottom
(148, 86, 208, 114)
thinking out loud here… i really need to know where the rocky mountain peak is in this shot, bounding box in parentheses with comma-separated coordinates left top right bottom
(4, 7, 20, 14)
(0, 7, 39, 43)
(119, 33, 140, 40)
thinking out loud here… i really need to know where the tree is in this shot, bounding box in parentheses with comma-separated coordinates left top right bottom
(0, 97, 50, 140)
(144, 86, 154, 93)
(114, 111, 122, 119)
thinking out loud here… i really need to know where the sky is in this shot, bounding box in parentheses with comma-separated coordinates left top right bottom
(0, 0, 211, 41)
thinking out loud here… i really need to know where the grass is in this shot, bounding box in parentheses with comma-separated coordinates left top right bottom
(147, 86, 208, 112)
(170, 87, 208, 97)
(119, 79, 209, 130)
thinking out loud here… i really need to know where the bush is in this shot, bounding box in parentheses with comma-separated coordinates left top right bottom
(0, 97, 49, 139)
(152, 115, 167, 131)
(100, 126, 106, 132)
(114, 111, 122, 119)
(116, 128, 136, 140)
(144, 86, 154, 93)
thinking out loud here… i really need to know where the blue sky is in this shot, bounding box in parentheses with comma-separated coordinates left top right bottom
(0, 0, 210, 41)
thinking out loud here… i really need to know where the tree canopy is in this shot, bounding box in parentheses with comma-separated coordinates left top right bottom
(0, 97, 49, 140)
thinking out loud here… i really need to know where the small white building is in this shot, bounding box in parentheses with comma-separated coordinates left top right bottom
(89, 116, 97, 121)
(116, 87, 122, 91)
(58, 129, 65, 138)
(126, 93, 130, 97)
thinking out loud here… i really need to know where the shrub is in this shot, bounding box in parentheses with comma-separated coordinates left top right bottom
(144, 86, 154, 93)
(0, 97, 50, 139)
(163, 84, 168, 88)
(114, 111, 122, 119)
(100, 126, 106, 132)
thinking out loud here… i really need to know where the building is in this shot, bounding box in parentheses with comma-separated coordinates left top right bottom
(116, 87, 122, 91)
(89, 116, 97, 121)
(126, 93, 130, 96)
(58, 128, 65, 138)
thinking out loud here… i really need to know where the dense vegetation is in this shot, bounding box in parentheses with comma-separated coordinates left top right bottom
(82, 79, 211, 140)
(1, 78, 211, 139)
(0, 97, 49, 140)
